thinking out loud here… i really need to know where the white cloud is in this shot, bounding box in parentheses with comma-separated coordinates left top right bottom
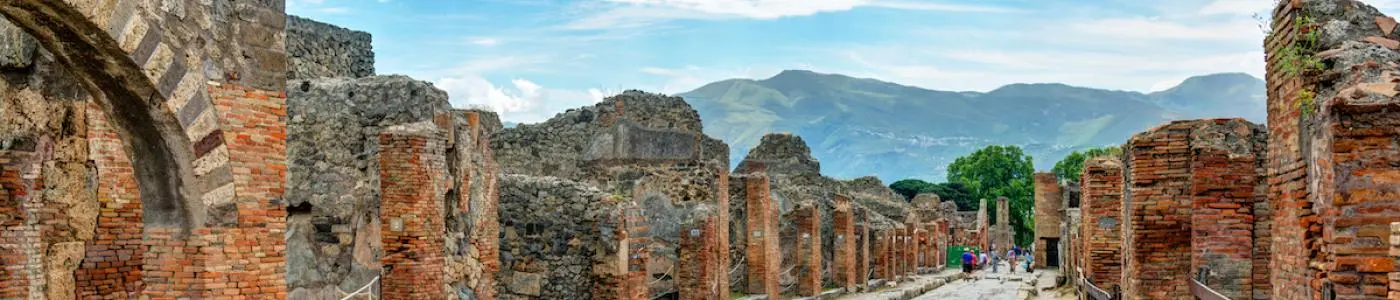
(1068, 17, 1260, 41)
(563, 0, 1016, 30)
(471, 38, 500, 46)
(435, 76, 605, 123)
(1198, 0, 1270, 16)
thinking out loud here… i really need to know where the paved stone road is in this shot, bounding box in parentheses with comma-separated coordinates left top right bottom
(914, 261, 1069, 300)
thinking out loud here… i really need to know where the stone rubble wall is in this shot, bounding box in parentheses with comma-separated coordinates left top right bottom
(286, 15, 374, 80)
(495, 174, 620, 300)
(284, 75, 451, 299)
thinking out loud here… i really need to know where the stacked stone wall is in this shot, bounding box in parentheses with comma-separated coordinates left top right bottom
(1187, 120, 1266, 300)
(286, 15, 374, 79)
(1263, 1, 1315, 299)
(1122, 121, 1196, 300)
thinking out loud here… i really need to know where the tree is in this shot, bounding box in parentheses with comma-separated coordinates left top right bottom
(888, 179, 978, 211)
(889, 179, 936, 201)
(1051, 146, 1123, 182)
(946, 145, 1036, 246)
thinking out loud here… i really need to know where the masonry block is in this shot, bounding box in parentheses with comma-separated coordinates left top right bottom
(1034, 173, 1062, 269)
(1188, 119, 1265, 300)
(678, 210, 723, 300)
(1123, 121, 1196, 300)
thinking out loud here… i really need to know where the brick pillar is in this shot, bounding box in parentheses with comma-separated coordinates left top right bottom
(594, 202, 648, 300)
(1263, 2, 1315, 299)
(855, 211, 870, 289)
(895, 228, 907, 280)
(744, 174, 779, 298)
(678, 211, 723, 300)
(1390, 222, 1400, 299)
(1081, 157, 1124, 289)
(378, 125, 448, 299)
(76, 103, 145, 298)
(796, 205, 821, 296)
(833, 195, 856, 291)
(1188, 120, 1264, 300)
(1034, 173, 1062, 269)
(1123, 122, 1193, 300)
(874, 230, 890, 280)
(908, 229, 920, 276)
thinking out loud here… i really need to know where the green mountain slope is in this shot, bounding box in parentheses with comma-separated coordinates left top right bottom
(679, 70, 1265, 182)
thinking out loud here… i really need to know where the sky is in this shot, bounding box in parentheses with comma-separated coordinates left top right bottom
(288, 0, 1400, 124)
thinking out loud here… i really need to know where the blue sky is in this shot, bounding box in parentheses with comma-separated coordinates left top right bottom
(288, 0, 1400, 123)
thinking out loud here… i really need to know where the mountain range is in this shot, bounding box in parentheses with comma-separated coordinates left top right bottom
(677, 70, 1266, 182)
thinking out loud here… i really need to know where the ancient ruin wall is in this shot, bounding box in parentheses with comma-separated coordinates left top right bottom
(833, 195, 857, 291)
(1122, 121, 1195, 300)
(286, 15, 374, 80)
(1187, 119, 1266, 300)
(1080, 157, 1124, 289)
(1264, 1, 1315, 299)
(284, 75, 452, 298)
(496, 175, 619, 299)
(796, 204, 822, 296)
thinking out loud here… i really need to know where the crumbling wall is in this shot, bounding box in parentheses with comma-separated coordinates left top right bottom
(496, 175, 620, 299)
(1267, 1, 1400, 298)
(1188, 119, 1266, 300)
(445, 110, 503, 299)
(378, 123, 450, 299)
(284, 75, 451, 299)
(286, 15, 374, 80)
(491, 91, 729, 298)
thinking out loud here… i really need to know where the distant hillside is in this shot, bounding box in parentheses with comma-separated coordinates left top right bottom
(678, 70, 1266, 182)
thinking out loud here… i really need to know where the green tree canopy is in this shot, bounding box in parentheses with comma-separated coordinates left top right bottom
(1050, 146, 1123, 182)
(946, 145, 1035, 246)
(888, 179, 977, 211)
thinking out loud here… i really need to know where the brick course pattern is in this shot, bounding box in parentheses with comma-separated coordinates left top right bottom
(1034, 173, 1062, 269)
(743, 174, 779, 298)
(795, 204, 822, 296)
(1263, 2, 1315, 299)
(1122, 121, 1196, 300)
(833, 195, 857, 291)
(377, 127, 448, 299)
(678, 211, 723, 300)
(1080, 157, 1123, 290)
(1188, 120, 1266, 300)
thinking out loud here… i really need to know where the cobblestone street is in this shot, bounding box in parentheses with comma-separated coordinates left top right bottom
(912, 262, 1070, 300)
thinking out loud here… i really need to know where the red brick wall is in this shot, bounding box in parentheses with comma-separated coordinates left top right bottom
(1035, 173, 1062, 268)
(459, 111, 501, 300)
(1080, 157, 1123, 289)
(715, 167, 730, 296)
(1188, 120, 1263, 300)
(795, 205, 821, 296)
(207, 82, 289, 299)
(1390, 222, 1400, 299)
(1123, 121, 1194, 300)
(833, 195, 856, 291)
(0, 146, 41, 298)
(678, 213, 723, 300)
(378, 128, 448, 299)
(874, 230, 891, 280)
(743, 174, 779, 298)
(1263, 2, 1315, 299)
(77, 103, 144, 298)
(855, 210, 870, 289)
(1317, 92, 1400, 298)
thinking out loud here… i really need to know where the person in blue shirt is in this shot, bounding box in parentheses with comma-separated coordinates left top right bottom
(961, 248, 975, 275)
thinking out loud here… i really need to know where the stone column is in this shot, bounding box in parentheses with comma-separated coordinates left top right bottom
(855, 211, 870, 289)
(796, 204, 822, 296)
(378, 124, 448, 299)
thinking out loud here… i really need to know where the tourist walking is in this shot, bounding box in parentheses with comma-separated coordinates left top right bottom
(961, 248, 975, 276)
(1006, 248, 1017, 274)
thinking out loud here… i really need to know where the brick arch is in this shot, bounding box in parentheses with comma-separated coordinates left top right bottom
(0, 0, 287, 298)
(1, 0, 219, 229)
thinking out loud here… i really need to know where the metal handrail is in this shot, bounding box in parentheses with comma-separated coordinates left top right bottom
(340, 276, 379, 300)
(1080, 277, 1115, 300)
(1189, 278, 1230, 300)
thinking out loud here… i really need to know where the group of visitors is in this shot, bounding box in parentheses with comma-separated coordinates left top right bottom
(960, 245, 1033, 277)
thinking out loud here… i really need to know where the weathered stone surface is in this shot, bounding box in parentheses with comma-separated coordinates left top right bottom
(496, 174, 618, 300)
(285, 75, 451, 297)
(0, 17, 35, 70)
(286, 15, 374, 79)
(492, 90, 729, 298)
